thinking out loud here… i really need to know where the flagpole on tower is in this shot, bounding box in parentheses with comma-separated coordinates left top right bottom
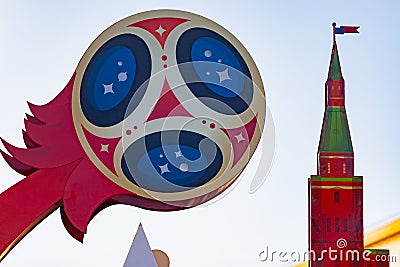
(332, 22, 337, 43)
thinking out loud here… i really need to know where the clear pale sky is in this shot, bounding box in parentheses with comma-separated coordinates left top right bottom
(0, 1, 399, 266)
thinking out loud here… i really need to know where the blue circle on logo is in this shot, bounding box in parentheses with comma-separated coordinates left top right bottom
(121, 131, 223, 193)
(80, 34, 151, 127)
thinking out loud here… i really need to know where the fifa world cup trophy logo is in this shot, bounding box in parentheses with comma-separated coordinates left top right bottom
(0, 10, 266, 260)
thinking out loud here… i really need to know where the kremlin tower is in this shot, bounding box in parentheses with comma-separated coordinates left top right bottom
(308, 24, 390, 267)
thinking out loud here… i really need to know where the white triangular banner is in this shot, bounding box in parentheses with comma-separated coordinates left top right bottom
(123, 224, 158, 267)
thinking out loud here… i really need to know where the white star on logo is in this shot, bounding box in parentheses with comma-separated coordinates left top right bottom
(159, 164, 170, 175)
(100, 144, 109, 152)
(175, 150, 183, 158)
(103, 83, 114, 94)
(155, 25, 166, 36)
(216, 68, 232, 83)
(234, 132, 246, 143)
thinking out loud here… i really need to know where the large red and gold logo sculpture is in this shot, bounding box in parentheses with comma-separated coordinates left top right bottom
(0, 10, 265, 260)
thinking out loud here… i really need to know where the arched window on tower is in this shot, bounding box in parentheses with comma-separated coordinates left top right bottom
(334, 191, 340, 203)
(334, 162, 339, 172)
(335, 218, 340, 232)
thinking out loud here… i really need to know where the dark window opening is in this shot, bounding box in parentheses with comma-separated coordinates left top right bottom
(327, 218, 331, 232)
(355, 191, 362, 205)
(335, 218, 340, 232)
(312, 219, 321, 232)
(334, 191, 340, 203)
(355, 219, 362, 232)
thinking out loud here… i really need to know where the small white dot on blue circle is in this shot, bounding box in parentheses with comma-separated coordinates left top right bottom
(179, 163, 189, 172)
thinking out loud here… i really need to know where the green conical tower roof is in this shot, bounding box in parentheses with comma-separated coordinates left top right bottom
(319, 107, 353, 153)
